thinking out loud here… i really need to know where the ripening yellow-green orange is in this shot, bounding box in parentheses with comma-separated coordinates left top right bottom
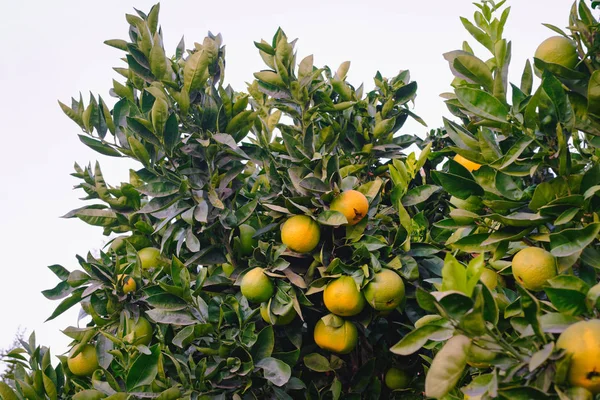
(535, 36, 579, 69)
(556, 319, 600, 394)
(323, 276, 365, 316)
(117, 274, 137, 294)
(137, 247, 162, 270)
(363, 269, 405, 311)
(313, 314, 358, 354)
(127, 316, 153, 346)
(67, 344, 99, 377)
(512, 247, 557, 291)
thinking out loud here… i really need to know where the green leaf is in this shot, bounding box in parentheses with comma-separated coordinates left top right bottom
(588, 70, 600, 117)
(299, 177, 329, 192)
(146, 293, 188, 311)
(0, 382, 19, 400)
(432, 171, 484, 200)
(542, 70, 573, 125)
(317, 210, 348, 226)
(495, 136, 534, 170)
(128, 136, 151, 165)
(213, 133, 250, 159)
(529, 342, 554, 371)
(485, 212, 549, 227)
(252, 326, 274, 361)
(444, 117, 479, 150)
(303, 353, 331, 372)
(465, 254, 485, 294)
(163, 113, 179, 155)
(183, 49, 210, 93)
(402, 185, 441, 206)
(550, 223, 600, 257)
(149, 33, 167, 79)
(256, 357, 291, 387)
(581, 247, 600, 269)
(74, 209, 118, 227)
(453, 55, 494, 91)
(521, 59, 533, 95)
(497, 387, 551, 400)
(390, 325, 453, 355)
(554, 208, 579, 225)
(137, 181, 179, 197)
(460, 17, 494, 51)
(145, 309, 196, 325)
(425, 335, 471, 399)
(126, 344, 160, 390)
(78, 135, 122, 157)
(45, 288, 85, 321)
(455, 87, 509, 123)
(441, 253, 467, 294)
(72, 390, 107, 400)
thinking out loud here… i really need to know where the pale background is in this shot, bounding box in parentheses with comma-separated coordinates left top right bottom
(0, 0, 575, 362)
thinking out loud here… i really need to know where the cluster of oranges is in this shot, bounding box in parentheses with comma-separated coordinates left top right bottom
(238, 189, 407, 376)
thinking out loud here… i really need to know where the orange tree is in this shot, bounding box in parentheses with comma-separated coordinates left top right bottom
(1, 1, 600, 400)
(392, 1, 600, 399)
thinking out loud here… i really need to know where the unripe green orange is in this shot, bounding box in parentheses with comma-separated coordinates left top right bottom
(237, 224, 258, 256)
(240, 267, 274, 303)
(138, 247, 162, 270)
(384, 367, 411, 390)
(260, 303, 296, 325)
(127, 316, 153, 346)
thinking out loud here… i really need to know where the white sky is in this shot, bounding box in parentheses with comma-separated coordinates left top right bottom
(0, 0, 574, 360)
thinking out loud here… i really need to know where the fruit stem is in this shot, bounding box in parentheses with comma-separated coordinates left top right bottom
(487, 326, 527, 362)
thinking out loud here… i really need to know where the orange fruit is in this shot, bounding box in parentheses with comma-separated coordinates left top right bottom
(237, 224, 258, 256)
(117, 274, 136, 294)
(556, 319, 600, 394)
(384, 367, 411, 390)
(535, 36, 579, 69)
(260, 303, 296, 325)
(467, 344, 496, 368)
(479, 268, 498, 291)
(280, 215, 320, 253)
(127, 316, 153, 346)
(323, 276, 366, 316)
(240, 267, 274, 303)
(137, 247, 162, 270)
(72, 390, 107, 400)
(109, 236, 127, 253)
(512, 247, 557, 291)
(330, 190, 369, 225)
(67, 344, 99, 376)
(454, 154, 481, 172)
(363, 269, 405, 311)
(313, 314, 358, 354)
